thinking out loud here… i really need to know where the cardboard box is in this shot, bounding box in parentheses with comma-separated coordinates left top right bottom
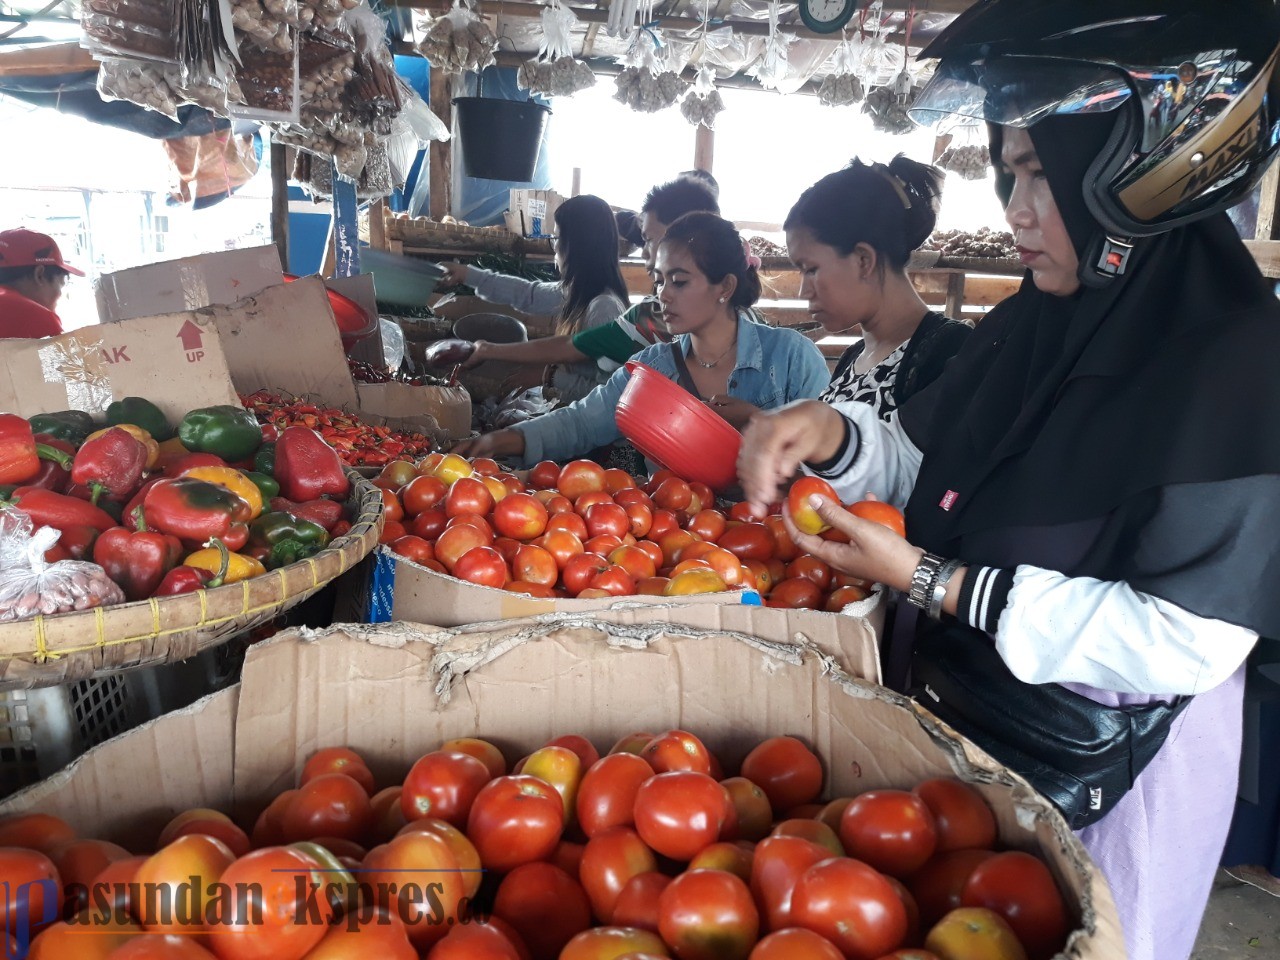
(340, 547, 884, 680)
(356, 382, 473, 440)
(0, 312, 241, 424)
(94, 246, 284, 323)
(503, 188, 567, 238)
(0, 620, 1123, 957)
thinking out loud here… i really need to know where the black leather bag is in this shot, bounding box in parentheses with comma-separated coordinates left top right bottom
(909, 623, 1191, 829)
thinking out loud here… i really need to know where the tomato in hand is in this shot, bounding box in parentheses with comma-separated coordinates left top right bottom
(960, 852, 1069, 960)
(791, 857, 909, 959)
(839, 789, 939, 878)
(402, 750, 493, 828)
(494, 862, 592, 960)
(577, 753, 655, 837)
(848, 499, 907, 538)
(740, 736, 824, 813)
(658, 869, 759, 960)
(467, 775, 565, 872)
(633, 771, 732, 861)
(580, 827, 659, 923)
(787, 477, 841, 535)
(913, 779, 998, 854)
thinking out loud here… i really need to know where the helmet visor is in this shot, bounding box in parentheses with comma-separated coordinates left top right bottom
(908, 57, 1132, 130)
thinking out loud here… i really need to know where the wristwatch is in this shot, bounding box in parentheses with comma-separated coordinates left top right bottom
(907, 553, 963, 621)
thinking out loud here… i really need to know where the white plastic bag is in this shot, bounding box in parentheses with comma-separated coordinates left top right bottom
(0, 510, 125, 622)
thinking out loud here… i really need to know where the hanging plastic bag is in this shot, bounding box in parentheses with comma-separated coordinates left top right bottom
(817, 33, 866, 107)
(97, 58, 181, 119)
(380, 317, 406, 372)
(416, 0, 497, 75)
(0, 511, 125, 622)
(614, 29, 685, 113)
(750, 1, 793, 92)
(681, 63, 725, 128)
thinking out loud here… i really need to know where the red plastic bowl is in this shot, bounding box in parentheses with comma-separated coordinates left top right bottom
(283, 274, 376, 342)
(615, 361, 741, 490)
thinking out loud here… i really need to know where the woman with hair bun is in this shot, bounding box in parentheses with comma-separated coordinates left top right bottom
(453, 212, 828, 466)
(786, 156, 970, 420)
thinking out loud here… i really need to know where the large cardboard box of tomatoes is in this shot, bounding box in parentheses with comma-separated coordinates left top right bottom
(0, 619, 1123, 958)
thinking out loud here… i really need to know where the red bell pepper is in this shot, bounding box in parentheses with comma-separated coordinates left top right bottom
(328, 519, 352, 539)
(164, 452, 227, 477)
(142, 478, 250, 546)
(268, 497, 345, 532)
(152, 540, 230, 597)
(5, 487, 119, 532)
(42, 524, 101, 563)
(93, 510, 183, 601)
(122, 477, 165, 531)
(70, 427, 149, 503)
(26, 434, 75, 492)
(0, 415, 74, 485)
(275, 427, 350, 502)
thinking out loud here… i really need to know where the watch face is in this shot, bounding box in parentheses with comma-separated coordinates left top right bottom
(805, 0, 850, 24)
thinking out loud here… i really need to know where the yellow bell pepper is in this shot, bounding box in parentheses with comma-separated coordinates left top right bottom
(180, 466, 264, 519)
(183, 546, 265, 584)
(87, 424, 160, 469)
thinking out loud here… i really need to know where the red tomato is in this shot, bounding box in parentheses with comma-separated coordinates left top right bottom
(87, 855, 145, 917)
(0, 813, 76, 854)
(577, 753, 654, 837)
(440, 737, 508, 779)
(559, 926, 669, 960)
(609, 732, 655, 756)
(281, 773, 373, 844)
(538, 530, 586, 570)
(558, 460, 608, 499)
(740, 736, 824, 813)
(402, 750, 493, 827)
(848, 500, 907, 538)
(250, 790, 296, 848)
(361, 831, 466, 950)
(493, 493, 551, 541)
(786, 478, 840, 535)
(553, 841, 586, 880)
(749, 836, 830, 932)
(426, 917, 531, 959)
(108, 935, 219, 959)
(658, 869, 759, 960)
(887, 875, 923, 950)
(685, 509, 726, 542)
(155, 815, 250, 860)
(615, 486, 654, 509)
(434, 524, 493, 571)
(791, 857, 909, 959)
(401, 475, 448, 517)
(453, 546, 510, 588)
(588, 564, 636, 597)
(688, 843, 754, 883)
(205, 846, 332, 959)
(529, 460, 562, 489)
(409, 509, 448, 541)
(563, 553, 611, 596)
(134, 835, 234, 934)
(770, 820, 843, 858)
(609, 545, 658, 582)
(839, 790, 939, 879)
(393, 534, 438, 564)
(640, 729, 713, 776)
(580, 827, 659, 923)
(786, 556, 833, 591)
(652, 478, 693, 512)
(0, 848, 61, 939)
(717, 523, 777, 562)
(632, 771, 731, 861)
(27, 912, 141, 959)
(445, 476, 494, 517)
(647, 509, 681, 544)
(494, 862, 592, 960)
(604, 468, 638, 494)
(493, 536, 524, 564)
(466, 775, 565, 872)
(960, 852, 1069, 960)
(513, 544, 559, 587)
(910, 849, 997, 929)
(575, 491, 615, 516)
(547, 511, 591, 540)
(380, 488, 405, 523)
(748, 927, 845, 960)
(304, 907, 417, 960)
(722, 777, 773, 842)
(50, 838, 130, 913)
(624, 503, 653, 538)
(767, 578, 824, 610)
(761, 516, 800, 562)
(912, 780, 998, 854)
(924, 907, 1028, 960)
(610, 871, 671, 933)
(507, 581, 557, 598)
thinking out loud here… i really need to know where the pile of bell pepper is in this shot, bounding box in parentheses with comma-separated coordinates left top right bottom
(239, 390, 434, 468)
(0, 397, 360, 614)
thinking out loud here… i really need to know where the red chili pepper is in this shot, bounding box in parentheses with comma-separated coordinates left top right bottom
(6, 487, 119, 532)
(71, 427, 148, 503)
(275, 427, 350, 502)
(93, 510, 184, 601)
(0, 415, 73, 485)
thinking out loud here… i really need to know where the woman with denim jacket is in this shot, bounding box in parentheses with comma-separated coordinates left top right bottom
(452, 213, 829, 467)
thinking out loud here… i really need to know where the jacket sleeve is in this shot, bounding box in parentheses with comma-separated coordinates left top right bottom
(511, 366, 629, 465)
(464, 266, 567, 317)
(806, 401, 923, 508)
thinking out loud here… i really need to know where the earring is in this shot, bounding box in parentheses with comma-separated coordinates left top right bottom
(718, 297, 726, 303)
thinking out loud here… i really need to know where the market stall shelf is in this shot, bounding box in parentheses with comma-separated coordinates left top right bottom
(0, 471, 385, 690)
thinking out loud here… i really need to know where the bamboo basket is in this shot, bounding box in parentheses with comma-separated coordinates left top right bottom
(0, 472, 384, 690)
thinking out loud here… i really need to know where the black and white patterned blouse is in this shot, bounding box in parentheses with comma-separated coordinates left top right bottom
(821, 342, 907, 421)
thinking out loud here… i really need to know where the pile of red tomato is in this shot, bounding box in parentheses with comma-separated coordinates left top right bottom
(372, 454, 898, 610)
(2, 729, 1072, 960)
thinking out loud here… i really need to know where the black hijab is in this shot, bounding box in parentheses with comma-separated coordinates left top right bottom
(900, 112, 1280, 636)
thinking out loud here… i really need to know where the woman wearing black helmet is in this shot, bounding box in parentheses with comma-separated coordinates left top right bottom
(736, 3, 1280, 958)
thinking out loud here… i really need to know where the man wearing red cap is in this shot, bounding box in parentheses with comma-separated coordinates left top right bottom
(0, 228, 85, 339)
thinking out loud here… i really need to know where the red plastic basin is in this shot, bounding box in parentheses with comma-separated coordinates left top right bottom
(615, 360, 741, 491)
(283, 274, 376, 343)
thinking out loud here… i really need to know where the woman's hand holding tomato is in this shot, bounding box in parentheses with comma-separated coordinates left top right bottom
(736, 401, 849, 515)
(782, 495, 924, 594)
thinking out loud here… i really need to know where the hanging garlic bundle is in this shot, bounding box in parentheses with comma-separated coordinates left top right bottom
(416, 0, 497, 75)
(681, 63, 724, 128)
(750, 0, 793, 92)
(614, 28, 685, 113)
(862, 5, 919, 135)
(518, 0, 595, 97)
(937, 144, 991, 180)
(817, 33, 865, 107)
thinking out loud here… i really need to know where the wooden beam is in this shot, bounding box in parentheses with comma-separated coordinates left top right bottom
(1255, 163, 1280, 240)
(0, 41, 95, 77)
(944, 272, 966, 319)
(270, 142, 290, 271)
(694, 124, 714, 175)
(368, 198, 388, 252)
(429, 70, 452, 220)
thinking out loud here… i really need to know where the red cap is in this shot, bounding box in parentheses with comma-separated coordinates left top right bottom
(0, 229, 84, 276)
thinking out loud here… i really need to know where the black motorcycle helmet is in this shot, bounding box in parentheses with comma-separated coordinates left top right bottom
(909, 0, 1280, 244)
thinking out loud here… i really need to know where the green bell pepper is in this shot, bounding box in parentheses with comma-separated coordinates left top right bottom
(106, 396, 173, 441)
(29, 411, 96, 446)
(178, 406, 264, 462)
(253, 441, 276, 477)
(244, 470, 280, 501)
(249, 510, 329, 570)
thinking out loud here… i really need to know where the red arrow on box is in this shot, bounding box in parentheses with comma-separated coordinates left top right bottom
(177, 320, 203, 351)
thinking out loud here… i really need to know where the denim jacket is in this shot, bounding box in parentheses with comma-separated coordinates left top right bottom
(512, 313, 830, 466)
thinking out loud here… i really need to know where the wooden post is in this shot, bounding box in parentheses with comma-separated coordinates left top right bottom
(694, 124, 714, 174)
(429, 69, 453, 220)
(1255, 162, 1280, 239)
(270, 141, 290, 270)
(944, 272, 966, 320)
(571, 167, 582, 197)
(368, 198, 388, 251)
